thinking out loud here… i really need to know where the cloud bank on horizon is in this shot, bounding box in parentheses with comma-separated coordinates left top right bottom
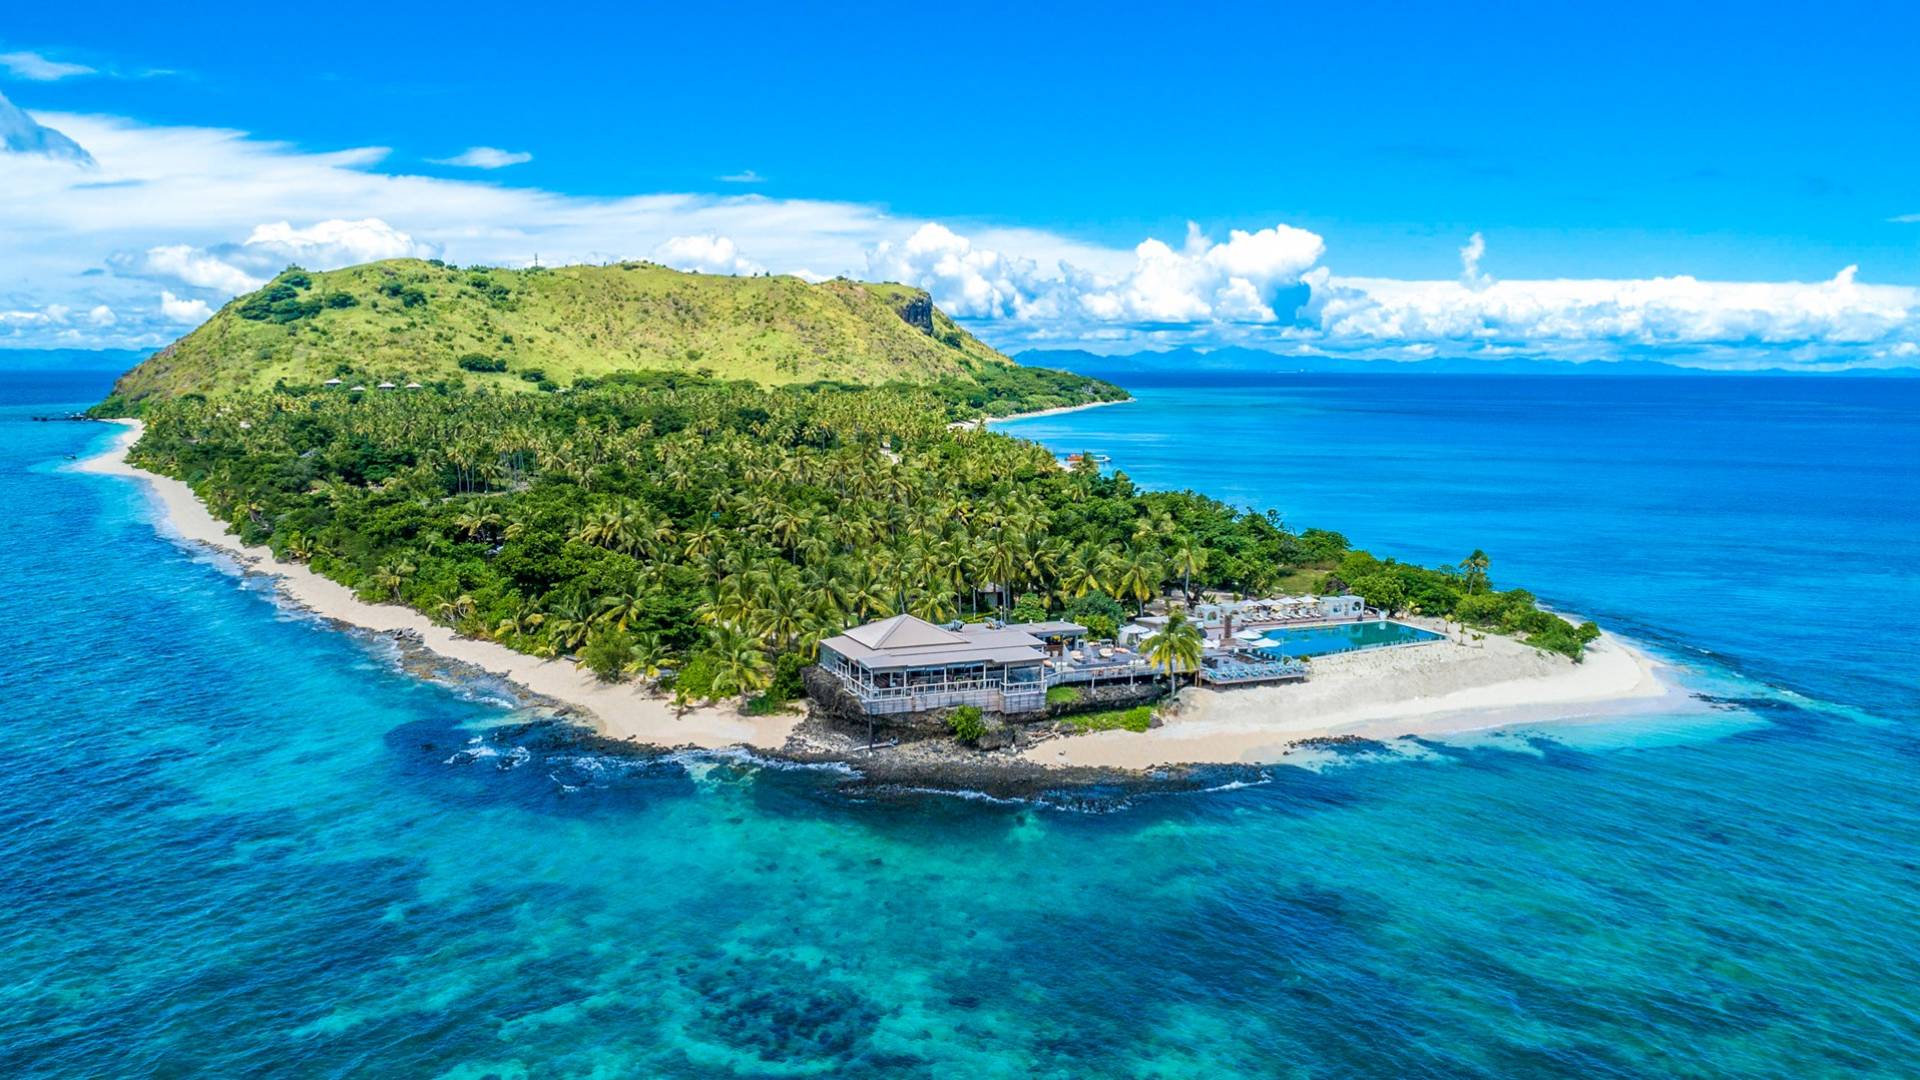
(5, 105, 1920, 371)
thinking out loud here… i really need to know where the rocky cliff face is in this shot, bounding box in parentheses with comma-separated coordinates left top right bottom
(891, 291, 935, 336)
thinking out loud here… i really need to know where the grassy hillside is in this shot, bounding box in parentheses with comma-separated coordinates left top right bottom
(106, 259, 1018, 403)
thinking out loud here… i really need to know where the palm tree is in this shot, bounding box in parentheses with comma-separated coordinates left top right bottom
(453, 510, 502, 543)
(1459, 549, 1491, 594)
(622, 630, 668, 682)
(594, 590, 649, 631)
(494, 604, 545, 641)
(907, 588, 958, 624)
(707, 626, 772, 698)
(544, 598, 594, 655)
(1113, 547, 1160, 616)
(436, 593, 476, 626)
(1170, 536, 1208, 604)
(372, 555, 417, 601)
(1142, 608, 1205, 687)
(1057, 545, 1101, 603)
(282, 531, 316, 562)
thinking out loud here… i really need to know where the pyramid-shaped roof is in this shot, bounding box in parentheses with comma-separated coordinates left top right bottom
(841, 613, 966, 650)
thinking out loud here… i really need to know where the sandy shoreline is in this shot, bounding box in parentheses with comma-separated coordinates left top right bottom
(951, 397, 1131, 431)
(75, 420, 797, 751)
(78, 417, 1694, 773)
(1024, 621, 1690, 769)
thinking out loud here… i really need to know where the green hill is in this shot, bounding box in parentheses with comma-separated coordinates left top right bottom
(106, 259, 1018, 403)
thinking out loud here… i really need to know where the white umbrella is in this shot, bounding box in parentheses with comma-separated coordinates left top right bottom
(1233, 628, 1266, 642)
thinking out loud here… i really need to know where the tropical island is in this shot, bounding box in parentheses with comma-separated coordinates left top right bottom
(84, 258, 1675, 779)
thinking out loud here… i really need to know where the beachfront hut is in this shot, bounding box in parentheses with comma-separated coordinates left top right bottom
(377, 381, 397, 391)
(1009, 619, 1087, 657)
(322, 377, 343, 387)
(348, 385, 366, 392)
(404, 382, 423, 390)
(815, 614, 1082, 716)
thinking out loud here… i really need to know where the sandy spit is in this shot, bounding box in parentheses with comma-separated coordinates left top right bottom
(1023, 620, 1692, 770)
(76, 420, 796, 751)
(950, 397, 1132, 432)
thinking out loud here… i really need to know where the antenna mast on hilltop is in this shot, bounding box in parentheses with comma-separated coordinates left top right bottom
(532, 253, 540, 269)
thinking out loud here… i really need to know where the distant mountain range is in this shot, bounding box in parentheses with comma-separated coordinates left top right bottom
(1015, 346, 1918, 378)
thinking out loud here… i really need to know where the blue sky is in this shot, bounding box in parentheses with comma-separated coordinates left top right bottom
(4, 2, 1920, 367)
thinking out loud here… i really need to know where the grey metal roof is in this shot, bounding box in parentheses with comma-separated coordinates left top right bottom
(1004, 620, 1086, 637)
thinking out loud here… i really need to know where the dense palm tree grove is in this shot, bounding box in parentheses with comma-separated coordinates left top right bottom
(122, 370, 1591, 709)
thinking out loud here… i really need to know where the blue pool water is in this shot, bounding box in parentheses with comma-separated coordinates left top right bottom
(6, 369, 1919, 1076)
(1252, 619, 1445, 657)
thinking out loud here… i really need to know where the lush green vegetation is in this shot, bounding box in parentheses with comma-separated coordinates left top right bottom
(1062, 705, 1155, 733)
(1045, 685, 1082, 706)
(104, 259, 1039, 404)
(112, 367, 1588, 713)
(1330, 548, 1599, 659)
(947, 705, 988, 744)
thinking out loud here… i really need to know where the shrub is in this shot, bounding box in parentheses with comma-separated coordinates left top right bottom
(236, 282, 323, 323)
(580, 626, 634, 681)
(1011, 592, 1050, 623)
(322, 291, 358, 309)
(767, 652, 806, 701)
(1066, 592, 1123, 639)
(668, 654, 717, 700)
(457, 353, 507, 373)
(948, 705, 987, 744)
(741, 693, 792, 716)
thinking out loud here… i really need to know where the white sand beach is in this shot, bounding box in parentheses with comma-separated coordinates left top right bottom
(79, 418, 1691, 772)
(1025, 624, 1689, 770)
(951, 397, 1131, 431)
(77, 420, 797, 751)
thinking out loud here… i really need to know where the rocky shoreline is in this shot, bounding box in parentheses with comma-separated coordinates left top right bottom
(384, 625, 1252, 800)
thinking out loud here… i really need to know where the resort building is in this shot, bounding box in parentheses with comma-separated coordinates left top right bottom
(816, 615, 1088, 716)
(1193, 594, 1366, 626)
(814, 612, 1312, 718)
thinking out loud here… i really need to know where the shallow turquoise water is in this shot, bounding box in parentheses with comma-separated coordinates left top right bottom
(6, 372, 1919, 1076)
(1253, 619, 1445, 657)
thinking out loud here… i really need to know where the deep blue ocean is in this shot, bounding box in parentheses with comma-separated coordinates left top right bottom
(5, 369, 1917, 1077)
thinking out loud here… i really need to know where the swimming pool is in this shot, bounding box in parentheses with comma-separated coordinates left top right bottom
(1249, 619, 1444, 658)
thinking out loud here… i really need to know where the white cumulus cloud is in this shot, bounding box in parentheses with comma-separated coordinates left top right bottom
(867, 223, 1056, 320)
(159, 290, 211, 324)
(868, 220, 1324, 326)
(143, 243, 267, 294)
(243, 218, 433, 266)
(1309, 263, 1919, 347)
(431, 146, 533, 169)
(1, 104, 1917, 370)
(651, 234, 764, 276)
(88, 304, 116, 326)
